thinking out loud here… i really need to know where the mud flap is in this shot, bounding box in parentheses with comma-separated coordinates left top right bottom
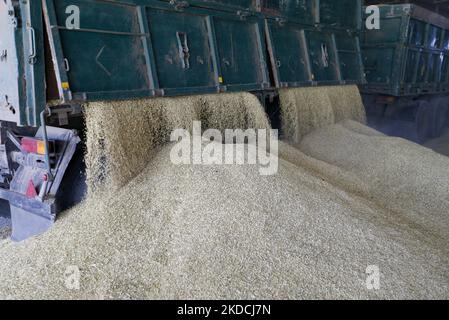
(10, 205, 54, 242)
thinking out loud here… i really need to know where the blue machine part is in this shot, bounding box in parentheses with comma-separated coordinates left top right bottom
(0, 126, 80, 241)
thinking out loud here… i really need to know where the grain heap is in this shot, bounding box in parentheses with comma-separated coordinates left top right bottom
(0, 91, 448, 299)
(280, 85, 366, 143)
(0, 139, 448, 299)
(299, 120, 449, 241)
(85, 92, 270, 192)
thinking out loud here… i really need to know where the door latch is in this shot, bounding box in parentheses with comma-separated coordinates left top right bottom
(176, 32, 190, 69)
(0, 50, 6, 62)
(28, 26, 37, 64)
(321, 43, 329, 68)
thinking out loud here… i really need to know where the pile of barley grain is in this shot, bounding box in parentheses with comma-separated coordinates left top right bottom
(299, 120, 449, 241)
(0, 139, 448, 299)
(280, 85, 366, 143)
(0, 92, 448, 300)
(85, 93, 270, 193)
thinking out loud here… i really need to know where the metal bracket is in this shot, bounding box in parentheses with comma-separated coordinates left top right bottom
(170, 0, 189, 11)
(275, 17, 287, 26)
(0, 50, 7, 61)
(321, 43, 330, 68)
(237, 10, 251, 20)
(28, 25, 37, 64)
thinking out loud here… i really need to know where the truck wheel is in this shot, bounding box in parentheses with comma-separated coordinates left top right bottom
(55, 146, 87, 212)
(416, 101, 432, 143)
(431, 97, 449, 138)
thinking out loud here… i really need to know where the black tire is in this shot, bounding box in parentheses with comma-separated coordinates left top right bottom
(416, 101, 432, 143)
(431, 97, 449, 138)
(55, 146, 87, 213)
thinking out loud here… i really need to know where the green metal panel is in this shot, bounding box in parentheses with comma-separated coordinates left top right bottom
(146, 8, 216, 92)
(22, 0, 46, 126)
(427, 24, 442, 48)
(262, 0, 364, 87)
(0, 0, 45, 127)
(265, 19, 364, 87)
(408, 19, 426, 46)
(319, 0, 362, 30)
(335, 34, 364, 82)
(261, 0, 317, 25)
(366, 17, 404, 43)
(47, 0, 153, 100)
(442, 54, 449, 82)
(443, 31, 449, 50)
(2, 0, 366, 127)
(260, 0, 362, 30)
(265, 21, 310, 87)
(364, 47, 396, 84)
(363, 4, 449, 96)
(213, 17, 269, 89)
(43, 0, 269, 102)
(306, 30, 339, 82)
(170, 0, 258, 11)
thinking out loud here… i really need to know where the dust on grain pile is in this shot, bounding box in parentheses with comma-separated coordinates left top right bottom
(299, 120, 449, 242)
(425, 127, 449, 156)
(0, 92, 448, 299)
(280, 85, 366, 143)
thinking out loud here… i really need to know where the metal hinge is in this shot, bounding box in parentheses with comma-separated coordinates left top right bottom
(275, 17, 287, 26)
(321, 43, 330, 68)
(0, 50, 7, 62)
(176, 32, 190, 69)
(8, 2, 19, 28)
(237, 10, 251, 20)
(170, 0, 189, 11)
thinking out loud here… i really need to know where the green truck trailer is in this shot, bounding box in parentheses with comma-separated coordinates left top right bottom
(0, 0, 365, 241)
(362, 3, 449, 142)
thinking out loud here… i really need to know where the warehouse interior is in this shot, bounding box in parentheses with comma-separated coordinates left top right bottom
(0, 0, 448, 300)
(364, 0, 449, 154)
